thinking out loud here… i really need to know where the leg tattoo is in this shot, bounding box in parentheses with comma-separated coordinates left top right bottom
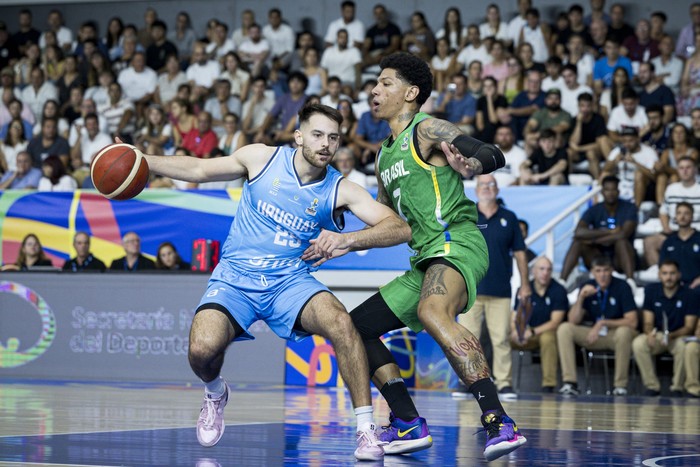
(445, 333, 491, 386)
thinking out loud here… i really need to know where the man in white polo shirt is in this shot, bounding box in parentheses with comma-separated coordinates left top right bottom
(186, 43, 221, 102)
(117, 52, 157, 119)
(602, 126, 657, 206)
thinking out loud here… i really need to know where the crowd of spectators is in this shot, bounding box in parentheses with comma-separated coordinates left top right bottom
(1, 1, 700, 397)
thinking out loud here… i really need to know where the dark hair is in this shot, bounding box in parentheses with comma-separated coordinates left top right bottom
(156, 241, 183, 269)
(269, 8, 281, 16)
(443, 7, 464, 50)
(4, 117, 26, 145)
(327, 75, 341, 85)
(525, 8, 539, 18)
(16, 233, 49, 268)
(671, 124, 691, 149)
(287, 70, 309, 89)
(539, 129, 556, 140)
(152, 19, 167, 31)
(601, 175, 620, 187)
(569, 4, 584, 14)
(379, 52, 433, 106)
(591, 255, 613, 269)
(676, 201, 694, 214)
(645, 104, 663, 116)
(341, 1, 355, 9)
(640, 61, 655, 73)
(298, 103, 342, 127)
(659, 259, 680, 270)
(562, 64, 578, 76)
(518, 219, 529, 231)
(651, 11, 667, 22)
(578, 92, 593, 103)
(621, 87, 638, 100)
(546, 56, 563, 67)
(42, 155, 67, 185)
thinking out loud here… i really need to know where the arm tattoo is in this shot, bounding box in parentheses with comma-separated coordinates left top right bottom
(420, 264, 449, 299)
(418, 118, 462, 149)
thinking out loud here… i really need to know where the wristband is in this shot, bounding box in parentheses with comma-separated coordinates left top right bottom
(451, 135, 506, 174)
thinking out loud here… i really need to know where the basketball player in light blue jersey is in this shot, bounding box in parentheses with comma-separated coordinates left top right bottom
(136, 104, 410, 461)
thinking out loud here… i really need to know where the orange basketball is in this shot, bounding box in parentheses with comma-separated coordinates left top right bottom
(90, 144, 149, 200)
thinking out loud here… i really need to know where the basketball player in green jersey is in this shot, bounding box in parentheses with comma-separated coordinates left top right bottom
(304, 52, 526, 461)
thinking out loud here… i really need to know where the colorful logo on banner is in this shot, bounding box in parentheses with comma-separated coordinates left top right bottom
(415, 331, 461, 390)
(0, 281, 56, 368)
(285, 329, 417, 387)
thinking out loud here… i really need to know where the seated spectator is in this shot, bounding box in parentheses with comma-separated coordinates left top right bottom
(518, 8, 551, 64)
(182, 111, 217, 158)
(651, 34, 683, 95)
(321, 29, 362, 94)
(541, 56, 565, 93)
(677, 31, 700, 117)
(401, 12, 436, 63)
(516, 41, 545, 75)
(593, 37, 633, 95)
(492, 125, 527, 187)
(109, 231, 156, 272)
(691, 108, 700, 153)
(254, 72, 307, 145)
(435, 73, 476, 135)
(435, 7, 467, 52)
(334, 146, 366, 188)
(685, 320, 700, 398)
(26, 117, 70, 168)
(560, 175, 637, 282)
(557, 255, 638, 396)
(0, 151, 41, 189)
(500, 57, 524, 104)
(475, 77, 509, 144)
(135, 104, 173, 156)
(638, 63, 675, 126)
(508, 70, 546, 142)
(606, 88, 648, 144)
(657, 127, 700, 201)
(185, 42, 221, 103)
(659, 202, 700, 289)
(565, 33, 595, 87)
(353, 97, 390, 173)
(98, 82, 136, 142)
(220, 52, 250, 101)
(479, 3, 509, 44)
(633, 260, 698, 396)
(0, 233, 53, 271)
(299, 47, 327, 97)
(1, 99, 34, 140)
(523, 88, 572, 152)
(145, 20, 178, 73)
(20, 67, 58, 121)
(218, 112, 246, 156)
(599, 67, 631, 122)
(168, 12, 196, 67)
(241, 77, 274, 141)
(117, 52, 157, 120)
(568, 93, 609, 180)
(510, 257, 566, 393)
(520, 129, 568, 185)
(560, 64, 594, 117)
(455, 25, 490, 70)
(361, 4, 402, 77)
(70, 112, 112, 171)
(84, 69, 114, 109)
(62, 231, 106, 272)
(641, 105, 670, 156)
(154, 54, 187, 108)
(0, 117, 29, 173)
(156, 241, 191, 271)
(320, 76, 352, 110)
(31, 100, 69, 139)
(482, 40, 509, 83)
(430, 38, 455, 93)
(204, 79, 242, 137)
(602, 126, 658, 206)
(38, 154, 77, 191)
(237, 23, 270, 79)
(204, 21, 235, 62)
(621, 19, 659, 67)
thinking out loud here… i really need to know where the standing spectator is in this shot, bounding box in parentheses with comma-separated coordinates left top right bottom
(457, 174, 531, 399)
(475, 77, 509, 144)
(109, 231, 156, 272)
(63, 231, 106, 272)
(321, 29, 362, 94)
(659, 203, 700, 289)
(182, 111, 217, 158)
(633, 260, 698, 396)
(237, 24, 270, 79)
(39, 9, 73, 53)
(593, 38, 633, 93)
(0, 150, 41, 189)
(26, 117, 70, 168)
(435, 73, 477, 135)
(638, 62, 675, 126)
(156, 242, 191, 271)
(325, 1, 365, 49)
(185, 43, 221, 103)
(401, 12, 436, 63)
(602, 127, 657, 206)
(262, 9, 295, 75)
(492, 125, 527, 187)
(508, 70, 545, 142)
(510, 257, 567, 393)
(520, 129, 568, 185)
(168, 12, 196, 67)
(145, 20, 178, 73)
(12, 9, 41, 56)
(20, 67, 58, 122)
(204, 79, 242, 137)
(0, 233, 52, 271)
(361, 4, 402, 76)
(117, 52, 157, 119)
(557, 255, 638, 396)
(651, 35, 684, 95)
(523, 88, 572, 152)
(37, 154, 77, 191)
(675, 3, 700, 59)
(560, 175, 637, 282)
(621, 20, 659, 66)
(568, 93, 608, 179)
(353, 98, 390, 172)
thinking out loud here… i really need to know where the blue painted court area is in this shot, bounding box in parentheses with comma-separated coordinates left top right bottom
(1, 421, 698, 466)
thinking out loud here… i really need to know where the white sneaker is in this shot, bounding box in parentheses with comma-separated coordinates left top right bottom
(197, 383, 229, 447)
(612, 387, 628, 396)
(354, 423, 384, 461)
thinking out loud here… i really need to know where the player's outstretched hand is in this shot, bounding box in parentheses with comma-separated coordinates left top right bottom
(301, 229, 350, 267)
(440, 141, 479, 178)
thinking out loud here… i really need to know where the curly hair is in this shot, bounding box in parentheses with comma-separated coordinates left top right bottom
(379, 52, 433, 106)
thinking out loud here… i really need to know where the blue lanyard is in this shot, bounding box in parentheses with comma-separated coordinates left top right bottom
(597, 288, 609, 318)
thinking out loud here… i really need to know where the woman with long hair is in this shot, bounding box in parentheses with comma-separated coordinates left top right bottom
(516, 41, 545, 75)
(170, 12, 197, 66)
(170, 98, 197, 147)
(104, 17, 124, 62)
(500, 56, 525, 103)
(482, 40, 509, 82)
(338, 98, 359, 155)
(402, 11, 436, 62)
(220, 52, 251, 101)
(218, 112, 247, 156)
(14, 43, 41, 88)
(38, 155, 77, 192)
(156, 242, 191, 271)
(136, 104, 173, 155)
(42, 44, 64, 83)
(1, 233, 53, 271)
(436, 7, 467, 52)
(0, 118, 29, 173)
(475, 76, 510, 144)
(655, 123, 700, 203)
(431, 38, 455, 92)
(56, 55, 84, 108)
(479, 4, 509, 42)
(32, 99, 70, 138)
(599, 67, 630, 121)
(678, 29, 700, 116)
(301, 48, 327, 97)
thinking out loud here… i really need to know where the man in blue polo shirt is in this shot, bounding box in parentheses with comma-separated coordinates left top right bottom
(435, 73, 477, 135)
(510, 256, 568, 392)
(354, 98, 390, 172)
(558, 255, 638, 396)
(560, 175, 638, 283)
(456, 174, 531, 400)
(0, 151, 41, 189)
(593, 37, 633, 94)
(659, 202, 700, 289)
(632, 260, 698, 396)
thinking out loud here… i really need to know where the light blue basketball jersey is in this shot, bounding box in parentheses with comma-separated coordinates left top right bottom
(213, 146, 344, 279)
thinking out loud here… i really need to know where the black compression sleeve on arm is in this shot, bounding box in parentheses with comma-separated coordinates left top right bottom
(451, 134, 506, 174)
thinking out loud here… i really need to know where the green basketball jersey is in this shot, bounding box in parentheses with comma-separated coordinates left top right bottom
(377, 112, 479, 262)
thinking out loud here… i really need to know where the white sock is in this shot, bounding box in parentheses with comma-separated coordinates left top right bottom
(204, 376, 225, 397)
(354, 405, 374, 431)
